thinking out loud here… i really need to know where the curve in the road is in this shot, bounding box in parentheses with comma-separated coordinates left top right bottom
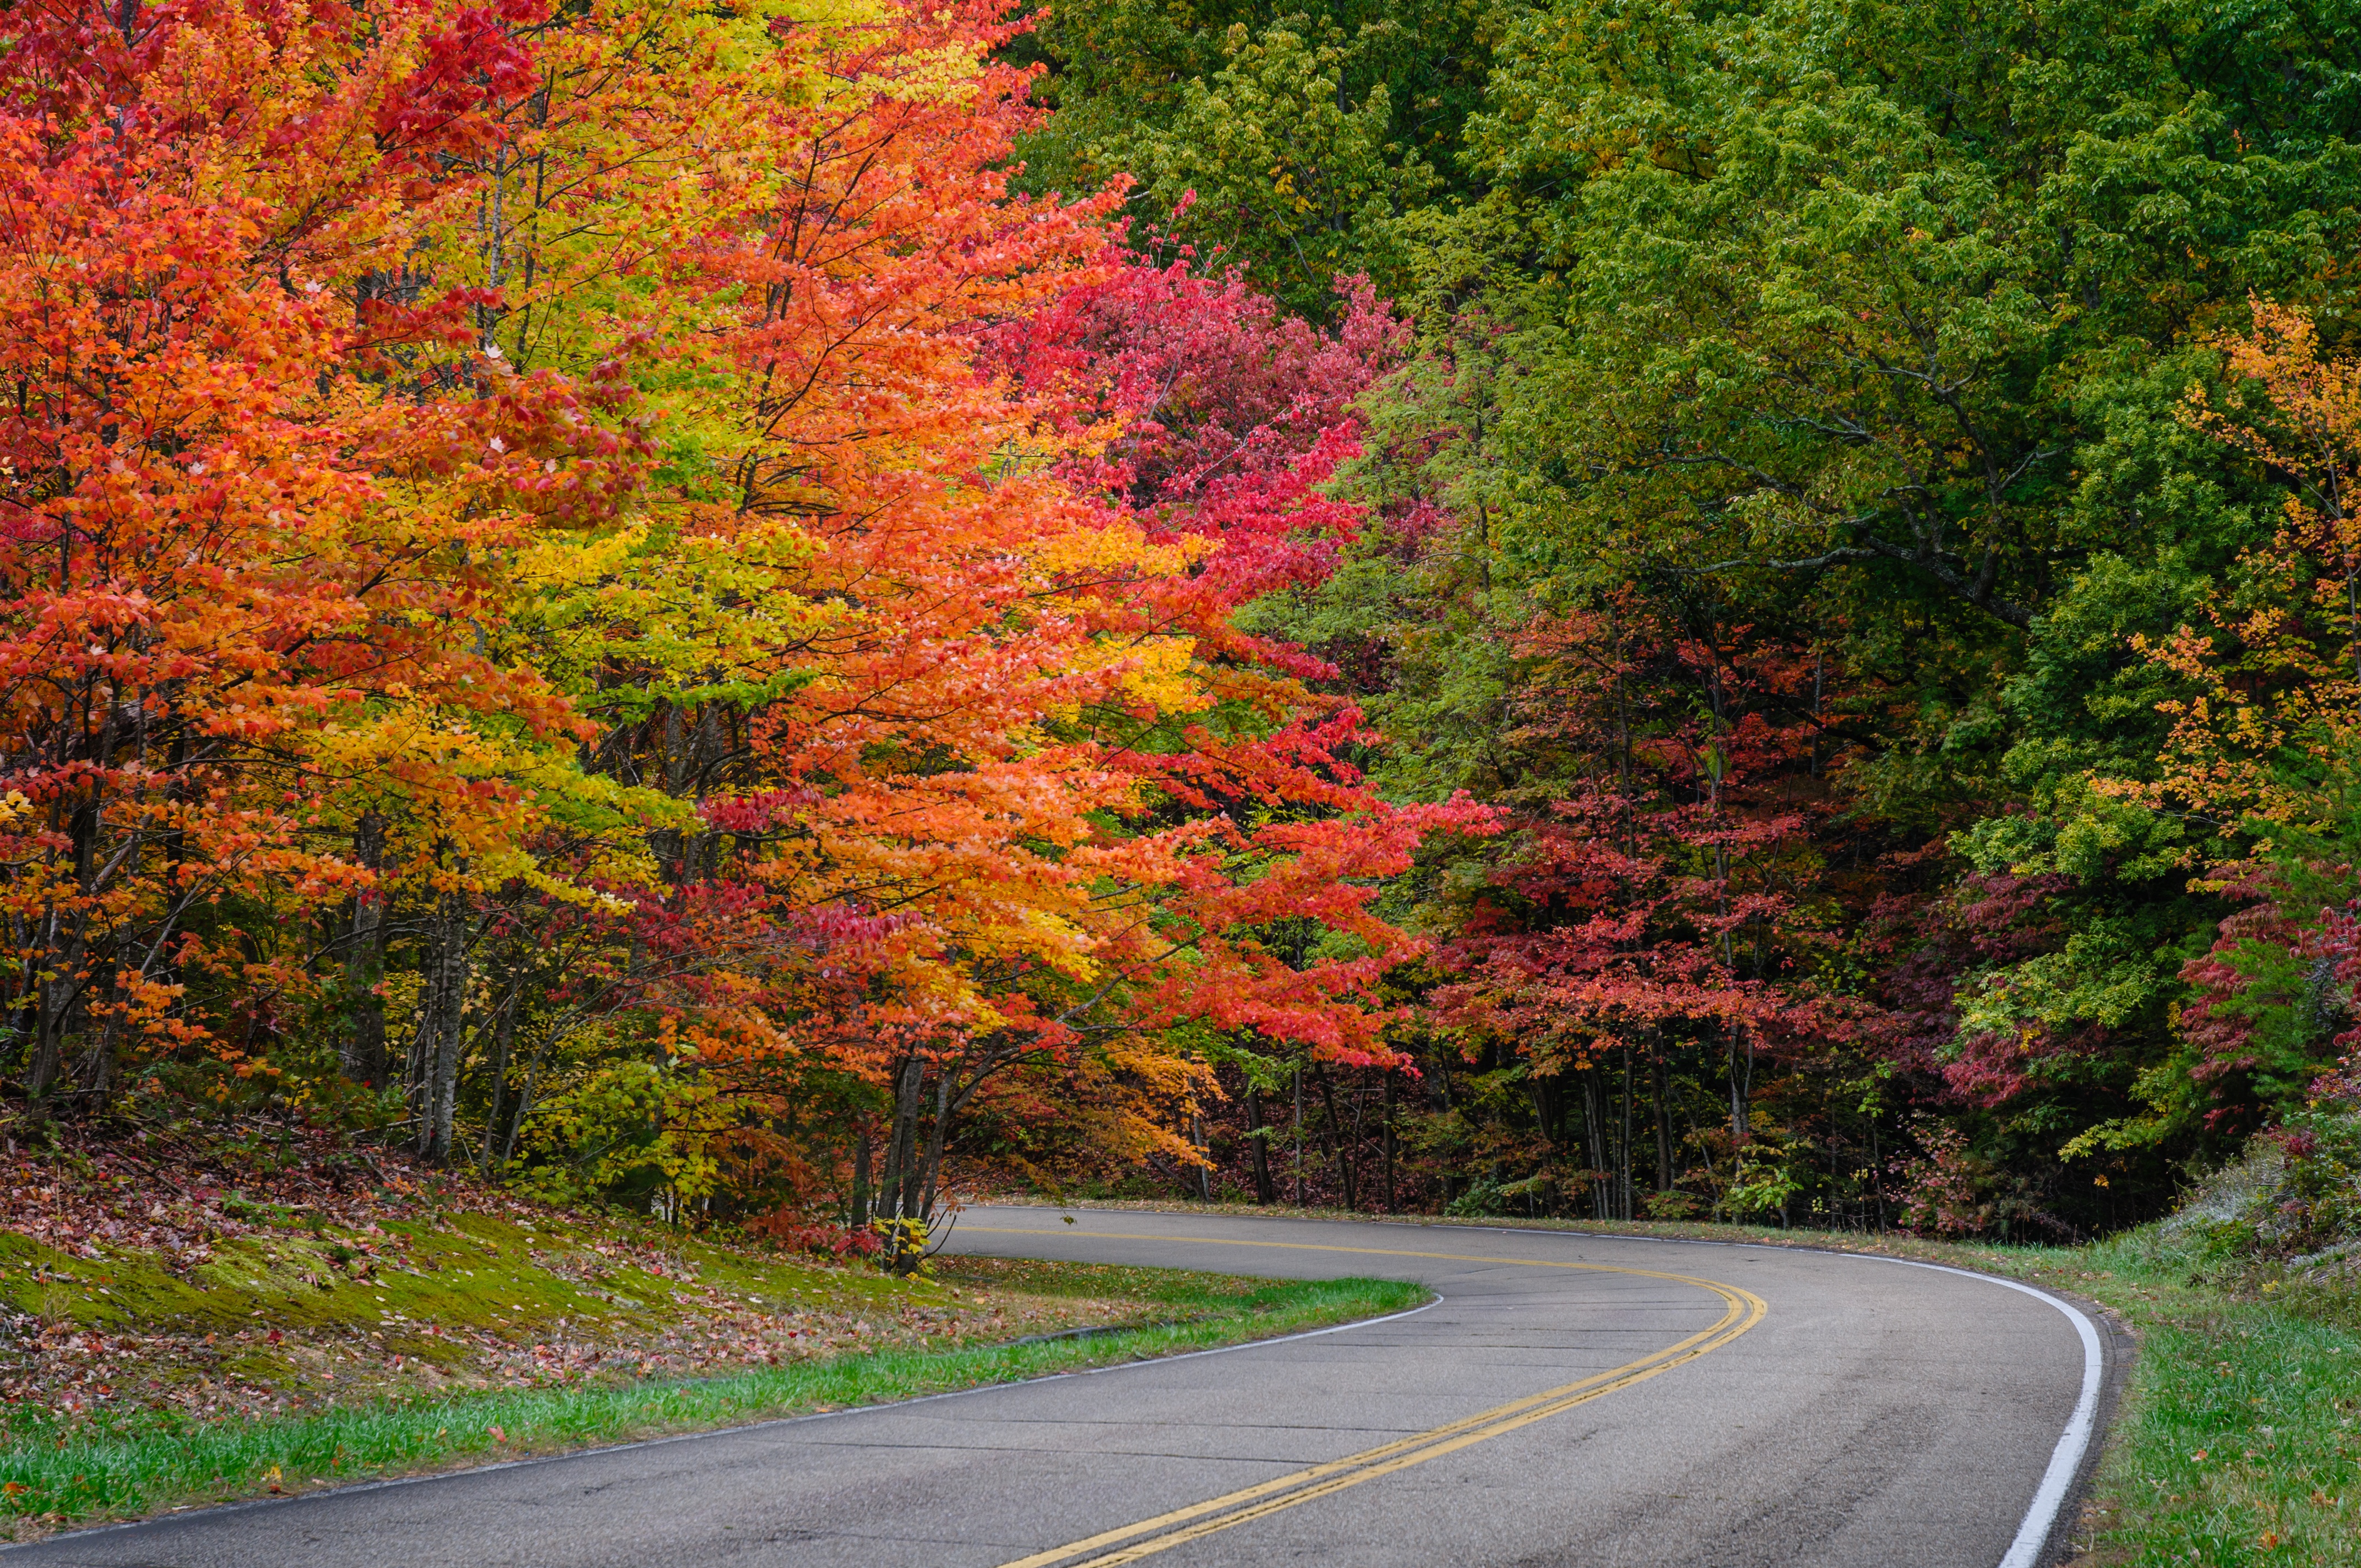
(966, 1224, 2098, 1568)
(8, 1210, 2121, 1568)
(976, 1228, 1769, 1567)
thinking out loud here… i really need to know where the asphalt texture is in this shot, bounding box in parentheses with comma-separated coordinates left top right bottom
(12, 1208, 2124, 1567)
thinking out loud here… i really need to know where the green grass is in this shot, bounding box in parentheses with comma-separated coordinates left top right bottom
(0, 1266, 1423, 1537)
(2038, 1229, 2359, 1566)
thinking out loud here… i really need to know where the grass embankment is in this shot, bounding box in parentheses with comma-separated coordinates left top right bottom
(0, 1179, 1421, 1542)
(1018, 1196, 2359, 1567)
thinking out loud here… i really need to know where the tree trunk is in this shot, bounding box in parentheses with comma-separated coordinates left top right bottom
(1581, 1068, 1609, 1219)
(479, 971, 519, 1173)
(342, 812, 389, 1088)
(439, 892, 470, 1162)
(24, 961, 66, 1107)
(1618, 1046, 1635, 1221)
(1527, 1076, 1558, 1152)
(1292, 1063, 1304, 1207)
(1653, 1055, 1674, 1195)
(432, 891, 469, 1163)
(404, 948, 434, 1130)
(1350, 1079, 1366, 1202)
(1686, 1107, 1723, 1217)
(76, 1008, 117, 1108)
(914, 1068, 955, 1230)
(861, 1057, 939, 1275)
(501, 1026, 550, 1168)
(38, 947, 77, 1107)
(26, 803, 99, 1109)
(1726, 1030, 1749, 1147)
(1868, 1117, 1885, 1231)
(1243, 1086, 1274, 1204)
(878, 1055, 923, 1220)
(1381, 1073, 1398, 1213)
(850, 1129, 873, 1229)
(1317, 1071, 1355, 1211)
(415, 883, 470, 1162)
(1191, 1110, 1213, 1201)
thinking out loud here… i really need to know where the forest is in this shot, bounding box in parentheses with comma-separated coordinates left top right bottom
(7, 0, 2361, 1258)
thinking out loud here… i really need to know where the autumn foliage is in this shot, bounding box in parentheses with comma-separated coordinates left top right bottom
(37, 0, 2361, 1256)
(0, 0, 1487, 1251)
(1423, 601, 1858, 1219)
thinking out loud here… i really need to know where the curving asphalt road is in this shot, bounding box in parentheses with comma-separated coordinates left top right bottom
(12, 1208, 2126, 1567)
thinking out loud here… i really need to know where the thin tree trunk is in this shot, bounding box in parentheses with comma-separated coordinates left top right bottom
(850, 1129, 873, 1229)
(501, 1027, 550, 1168)
(915, 1068, 955, 1229)
(1687, 1107, 1725, 1217)
(1528, 1077, 1558, 1152)
(420, 886, 469, 1164)
(479, 972, 519, 1173)
(1244, 1086, 1274, 1204)
(23, 968, 62, 1105)
(342, 812, 389, 1088)
(25, 812, 95, 1108)
(1726, 1030, 1748, 1147)
(406, 934, 439, 1144)
(1382, 1073, 1398, 1213)
(879, 1055, 923, 1222)
(1618, 1045, 1635, 1222)
(77, 1008, 116, 1108)
(433, 892, 468, 1162)
(1292, 1063, 1304, 1207)
(1349, 1075, 1366, 1208)
(1317, 1071, 1355, 1211)
(1582, 1069, 1609, 1220)
(27, 977, 73, 1104)
(1653, 1054, 1674, 1195)
(1869, 1117, 1885, 1231)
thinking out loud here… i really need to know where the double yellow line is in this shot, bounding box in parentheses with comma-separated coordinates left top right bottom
(965, 1228, 1769, 1568)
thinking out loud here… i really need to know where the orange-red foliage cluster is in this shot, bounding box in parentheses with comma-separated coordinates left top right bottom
(0, 0, 1488, 1230)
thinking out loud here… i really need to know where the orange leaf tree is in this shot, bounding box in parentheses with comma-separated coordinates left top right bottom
(0, 0, 584, 1121)
(0, 0, 1492, 1248)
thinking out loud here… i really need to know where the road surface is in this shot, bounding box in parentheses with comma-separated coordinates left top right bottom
(12, 1208, 2123, 1567)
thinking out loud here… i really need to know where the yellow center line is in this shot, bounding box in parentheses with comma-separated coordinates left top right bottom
(964, 1227, 1769, 1568)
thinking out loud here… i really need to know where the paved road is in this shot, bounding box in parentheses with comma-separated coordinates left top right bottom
(14, 1209, 2121, 1567)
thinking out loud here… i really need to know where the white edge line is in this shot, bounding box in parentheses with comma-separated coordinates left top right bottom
(13, 1295, 1442, 1551)
(1432, 1222, 2106, 1567)
(1851, 1255, 2104, 1568)
(997, 1211, 2106, 1568)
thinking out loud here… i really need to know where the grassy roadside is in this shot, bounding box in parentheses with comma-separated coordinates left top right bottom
(0, 1253, 1422, 1543)
(1011, 1198, 2360, 1568)
(0, 1142, 1429, 1543)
